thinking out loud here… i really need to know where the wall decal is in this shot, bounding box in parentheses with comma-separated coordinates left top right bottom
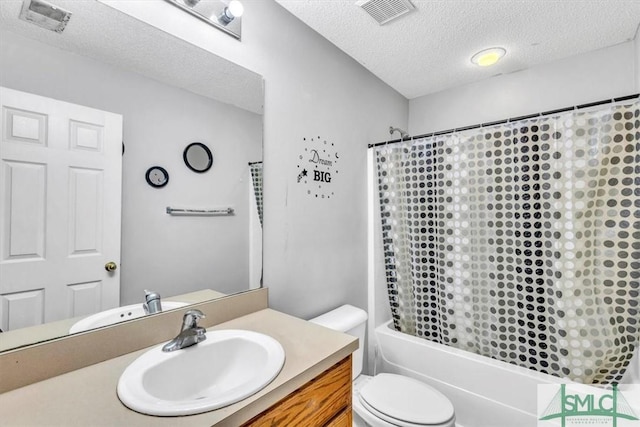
(296, 136, 339, 199)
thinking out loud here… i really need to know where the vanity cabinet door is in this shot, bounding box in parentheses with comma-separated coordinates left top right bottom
(242, 355, 352, 427)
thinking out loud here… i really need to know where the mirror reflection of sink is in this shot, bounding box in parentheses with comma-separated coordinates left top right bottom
(117, 329, 285, 416)
(68, 302, 189, 334)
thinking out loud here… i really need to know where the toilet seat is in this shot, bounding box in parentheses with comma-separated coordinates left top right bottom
(357, 374, 455, 427)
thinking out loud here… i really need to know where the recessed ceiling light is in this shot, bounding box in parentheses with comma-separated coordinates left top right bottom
(471, 47, 506, 67)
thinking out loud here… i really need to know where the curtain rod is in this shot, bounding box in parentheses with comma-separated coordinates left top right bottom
(368, 93, 639, 149)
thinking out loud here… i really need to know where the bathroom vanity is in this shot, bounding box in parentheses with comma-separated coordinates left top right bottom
(0, 291, 357, 426)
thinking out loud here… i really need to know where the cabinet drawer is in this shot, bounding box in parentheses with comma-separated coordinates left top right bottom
(242, 355, 352, 427)
(325, 408, 352, 427)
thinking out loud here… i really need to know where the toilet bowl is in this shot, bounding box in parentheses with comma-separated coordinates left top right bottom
(310, 305, 456, 427)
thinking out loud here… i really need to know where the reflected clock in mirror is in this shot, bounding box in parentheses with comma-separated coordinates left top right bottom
(183, 142, 213, 173)
(146, 166, 170, 187)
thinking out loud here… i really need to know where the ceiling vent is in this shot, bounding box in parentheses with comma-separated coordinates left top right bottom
(356, 0, 415, 25)
(19, 0, 72, 33)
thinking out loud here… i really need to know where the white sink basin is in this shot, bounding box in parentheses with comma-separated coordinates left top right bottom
(117, 329, 285, 416)
(69, 301, 189, 333)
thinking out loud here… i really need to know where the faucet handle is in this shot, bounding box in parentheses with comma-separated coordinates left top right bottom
(181, 309, 206, 330)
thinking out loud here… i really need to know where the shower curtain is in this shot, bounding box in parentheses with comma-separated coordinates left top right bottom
(250, 162, 263, 226)
(373, 98, 639, 385)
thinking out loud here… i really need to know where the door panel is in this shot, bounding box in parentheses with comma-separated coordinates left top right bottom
(70, 120, 103, 152)
(68, 167, 103, 255)
(2, 107, 47, 146)
(3, 160, 46, 260)
(0, 289, 44, 331)
(66, 281, 102, 318)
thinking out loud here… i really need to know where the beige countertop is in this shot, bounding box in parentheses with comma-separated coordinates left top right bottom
(0, 308, 358, 426)
(0, 289, 226, 352)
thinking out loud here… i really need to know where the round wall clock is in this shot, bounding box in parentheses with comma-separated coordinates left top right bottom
(145, 166, 169, 188)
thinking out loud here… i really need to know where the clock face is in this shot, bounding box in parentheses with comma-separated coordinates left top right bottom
(145, 166, 169, 188)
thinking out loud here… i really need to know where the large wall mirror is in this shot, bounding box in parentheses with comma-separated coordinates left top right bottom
(0, 0, 263, 351)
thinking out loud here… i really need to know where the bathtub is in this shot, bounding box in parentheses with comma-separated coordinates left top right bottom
(374, 320, 565, 427)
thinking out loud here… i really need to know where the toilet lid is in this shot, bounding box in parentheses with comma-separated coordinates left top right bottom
(359, 374, 454, 426)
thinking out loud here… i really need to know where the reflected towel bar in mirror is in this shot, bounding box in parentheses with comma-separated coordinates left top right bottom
(166, 207, 235, 216)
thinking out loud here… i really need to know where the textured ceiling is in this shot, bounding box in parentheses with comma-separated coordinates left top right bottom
(275, 0, 640, 99)
(0, 0, 263, 114)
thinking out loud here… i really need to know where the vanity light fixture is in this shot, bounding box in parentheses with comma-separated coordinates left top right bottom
(471, 47, 506, 67)
(164, 0, 243, 40)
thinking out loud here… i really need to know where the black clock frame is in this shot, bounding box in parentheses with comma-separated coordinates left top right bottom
(145, 166, 169, 188)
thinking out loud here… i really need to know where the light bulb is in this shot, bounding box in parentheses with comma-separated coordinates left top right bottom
(228, 0, 244, 18)
(219, 0, 243, 25)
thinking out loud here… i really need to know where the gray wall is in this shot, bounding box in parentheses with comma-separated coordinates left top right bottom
(0, 31, 262, 304)
(408, 42, 636, 135)
(102, 0, 410, 319)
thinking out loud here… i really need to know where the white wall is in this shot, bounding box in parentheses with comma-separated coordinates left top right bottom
(101, 0, 409, 319)
(409, 41, 637, 135)
(245, 2, 408, 319)
(635, 28, 640, 91)
(0, 31, 262, 305)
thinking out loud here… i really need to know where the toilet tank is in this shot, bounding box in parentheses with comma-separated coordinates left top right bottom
(309, 304, 368, 380)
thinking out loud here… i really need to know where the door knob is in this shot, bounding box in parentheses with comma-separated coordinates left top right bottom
(105, 262, 118, 272)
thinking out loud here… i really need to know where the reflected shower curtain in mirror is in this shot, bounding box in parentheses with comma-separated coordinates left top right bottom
(250, 162, 263, 226)
(373, 99, 639, 385)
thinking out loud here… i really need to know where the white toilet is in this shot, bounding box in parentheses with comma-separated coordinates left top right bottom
(310, 305, 456, 427)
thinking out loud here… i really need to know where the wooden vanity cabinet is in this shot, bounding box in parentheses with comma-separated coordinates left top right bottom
(242, 355, 352, 427)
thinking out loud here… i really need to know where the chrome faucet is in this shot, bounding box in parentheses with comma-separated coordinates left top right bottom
(143, 289, 162, 315)
(162, 309, 207, 352)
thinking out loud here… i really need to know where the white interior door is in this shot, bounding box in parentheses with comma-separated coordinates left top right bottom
(0, 86, 122, 331)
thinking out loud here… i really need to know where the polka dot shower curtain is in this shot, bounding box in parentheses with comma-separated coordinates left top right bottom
(374, 98, 639, 385)
(250, 162, 263, 226)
